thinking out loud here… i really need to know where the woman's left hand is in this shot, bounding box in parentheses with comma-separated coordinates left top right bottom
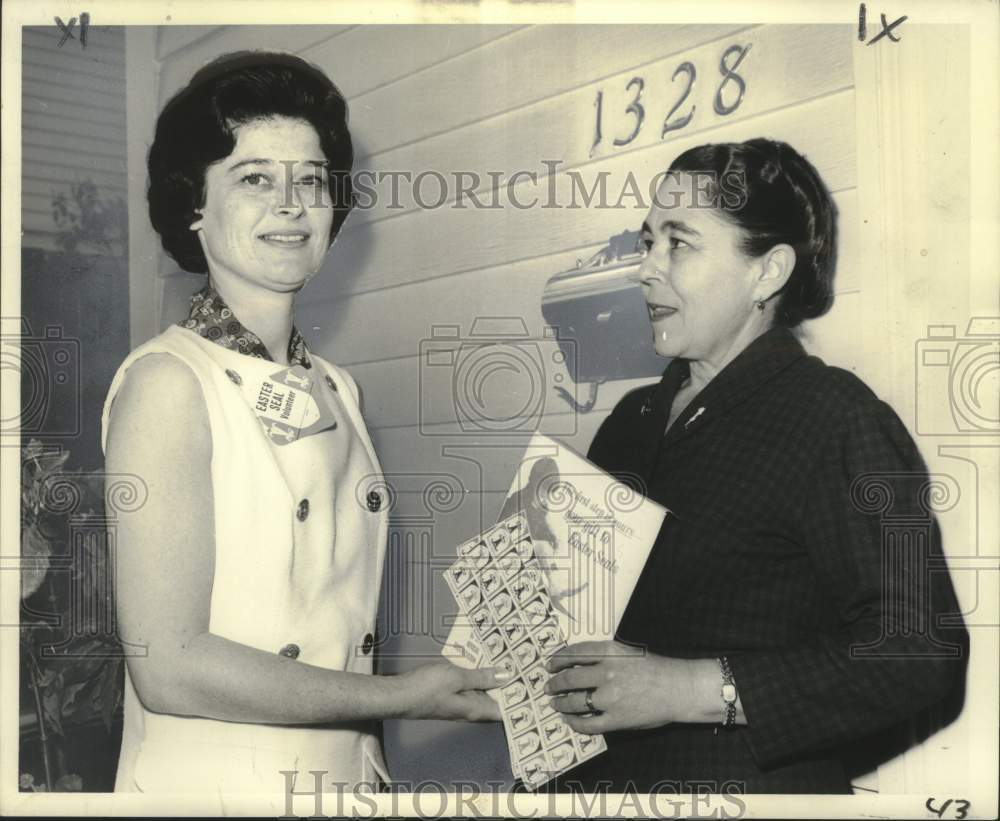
(545, 641, 697, 734)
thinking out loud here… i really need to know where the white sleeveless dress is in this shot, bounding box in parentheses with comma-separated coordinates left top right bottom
(101, 324, 389, 811)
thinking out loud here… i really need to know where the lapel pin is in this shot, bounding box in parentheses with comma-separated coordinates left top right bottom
(684, 407, 706, 429)
(640, 397, 653, 416)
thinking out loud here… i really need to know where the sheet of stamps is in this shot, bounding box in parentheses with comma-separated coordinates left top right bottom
(444, 513, 607, 787)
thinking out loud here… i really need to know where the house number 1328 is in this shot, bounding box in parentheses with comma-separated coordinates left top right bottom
(590, 42, 752, 155)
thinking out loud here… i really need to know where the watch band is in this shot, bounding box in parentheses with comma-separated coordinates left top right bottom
(718, 656, 737, 729)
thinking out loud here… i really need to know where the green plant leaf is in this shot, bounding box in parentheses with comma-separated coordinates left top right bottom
(36, 666, 58, 688)
(23, 439, 45, 461)
(35, 449, 71, 476)
(42, 688, 64, 736)
(100, 657, 124, 731)
(60, 680, 89, 718)
(56, 641, 109, 684)
(20, 524, 51, 599)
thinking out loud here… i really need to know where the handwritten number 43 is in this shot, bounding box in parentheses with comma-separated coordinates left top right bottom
(926, 798, 971, 820)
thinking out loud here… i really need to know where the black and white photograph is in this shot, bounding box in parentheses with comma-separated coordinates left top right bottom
(1, 0, 997, 817)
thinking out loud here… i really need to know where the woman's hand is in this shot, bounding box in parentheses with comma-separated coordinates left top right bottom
(545, 641, 711, 734)
(397, 662, 507, 722)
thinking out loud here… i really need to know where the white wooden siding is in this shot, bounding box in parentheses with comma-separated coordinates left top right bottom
(347, 24, 850, 222)
(21, 26, 127, 253)
(158, 25, 356, 104)
(301, 24, 525, 99)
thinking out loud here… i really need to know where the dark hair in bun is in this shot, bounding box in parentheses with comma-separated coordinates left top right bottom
(668, 138, 838, 327)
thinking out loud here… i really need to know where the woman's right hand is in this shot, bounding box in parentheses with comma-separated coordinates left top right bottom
(396, 662, 509, 722)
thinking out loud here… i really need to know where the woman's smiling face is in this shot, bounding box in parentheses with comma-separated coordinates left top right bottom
(190, 116, 333, 293)
(638, 172, 763, 366)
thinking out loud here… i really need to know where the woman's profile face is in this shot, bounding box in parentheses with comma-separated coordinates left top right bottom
(190, 116, 334, 293)
(638, 172, 762, 365)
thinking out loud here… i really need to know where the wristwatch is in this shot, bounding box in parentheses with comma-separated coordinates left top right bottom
(718, 656, 737, 729)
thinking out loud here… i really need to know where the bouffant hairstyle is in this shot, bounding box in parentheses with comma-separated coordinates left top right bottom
(147, 50, 353, 274)
(668, 138, 838, 327)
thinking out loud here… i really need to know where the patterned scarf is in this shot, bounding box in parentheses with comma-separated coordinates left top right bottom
(178, 284, 311, 369)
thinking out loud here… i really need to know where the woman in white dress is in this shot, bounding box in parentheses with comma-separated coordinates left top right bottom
(102, 51, 507, 808)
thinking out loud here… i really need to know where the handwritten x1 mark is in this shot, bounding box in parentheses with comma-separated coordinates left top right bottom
(54, 16, 78, 47)
(868, 13, 908, 45)
(54, 13, 89, 49)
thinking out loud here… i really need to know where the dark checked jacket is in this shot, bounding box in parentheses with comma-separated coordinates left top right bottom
(554, 326, 968, 794)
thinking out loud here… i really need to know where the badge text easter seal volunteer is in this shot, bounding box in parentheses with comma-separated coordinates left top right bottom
(241, 364, 339, 445)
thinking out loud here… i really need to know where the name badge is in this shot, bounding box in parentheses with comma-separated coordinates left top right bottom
(241, 365, 338, 445)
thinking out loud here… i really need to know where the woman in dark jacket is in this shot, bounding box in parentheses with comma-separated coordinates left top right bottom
(543, 139, 968, 794)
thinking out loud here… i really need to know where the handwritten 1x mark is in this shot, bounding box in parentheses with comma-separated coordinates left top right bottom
(858, 4, 907, 46)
